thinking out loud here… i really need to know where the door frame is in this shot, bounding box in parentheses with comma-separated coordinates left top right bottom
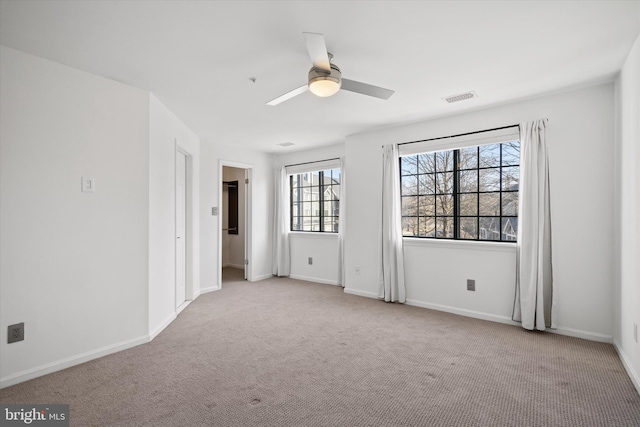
(218, 160, 253, 286)
(176, 143, 194, 311)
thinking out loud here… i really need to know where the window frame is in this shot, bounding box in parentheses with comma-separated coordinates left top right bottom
(289, 168, 340, 233)
(399, 140, 520, 243)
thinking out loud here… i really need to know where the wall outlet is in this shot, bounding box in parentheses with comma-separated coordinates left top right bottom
(354, 266, 361, 275)
(467, 279, 475, 291)
(634, 323, 638, 343)
(81, 176, 95, 193)
(8, 323, 24, 343)
(308, 257, 313, 265)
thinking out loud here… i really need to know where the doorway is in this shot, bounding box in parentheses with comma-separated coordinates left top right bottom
(218, 161, 252, 287)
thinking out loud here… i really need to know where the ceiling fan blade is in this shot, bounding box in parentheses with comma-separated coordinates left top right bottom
(341, 78, 395, 100)
(303, 32, 331, 72)
(266, 84, 309, 106)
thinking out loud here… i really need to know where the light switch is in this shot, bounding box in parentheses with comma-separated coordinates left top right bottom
(82, 177, 95, 193)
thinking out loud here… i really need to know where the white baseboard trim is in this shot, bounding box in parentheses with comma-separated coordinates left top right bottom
(613, 339, 640, 395)
(0, 335, 149, 389)
(1, 291, 207, 389)
(289, 274, 339, 286)
(199, 285, 220, 294)
(343, 288, 380, 299)
(149, 313, 177, 341)
(176, 299, 192, 315)
(223, 263, 245, 269)
(549, 326, 612, 343)
(251, 273, 273, 282)
(406, 298, 613, 343)
(341, 290, 614, 344)
(405, 298, 519, 326)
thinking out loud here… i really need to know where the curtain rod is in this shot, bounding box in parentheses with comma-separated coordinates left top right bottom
(285, 157, 340, 168)
(397, 124, 520, 147)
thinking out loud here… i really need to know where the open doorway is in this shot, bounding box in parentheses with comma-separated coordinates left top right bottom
(218, 161, 252, 287)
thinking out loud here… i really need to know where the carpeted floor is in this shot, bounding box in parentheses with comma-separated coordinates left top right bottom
(1, 268, 639, 426)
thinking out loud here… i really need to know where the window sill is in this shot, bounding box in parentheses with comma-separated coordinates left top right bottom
(403, 237, 516, 253)
(289, 231, 339, 240)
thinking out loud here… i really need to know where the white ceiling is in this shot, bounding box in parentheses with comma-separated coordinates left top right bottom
(1, 1, 639, 153)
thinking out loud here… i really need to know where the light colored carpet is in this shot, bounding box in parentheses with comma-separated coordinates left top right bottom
(1, 267, 639, 426)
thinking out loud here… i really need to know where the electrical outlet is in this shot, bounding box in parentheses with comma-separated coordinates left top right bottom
(634, 323, 638, 343)
(8, 323, 24, 344)
(355, 266, 361, 275)
(467, 279, 475, 291)
(81, 176, 95, 193)
(308, 257, 313, 265)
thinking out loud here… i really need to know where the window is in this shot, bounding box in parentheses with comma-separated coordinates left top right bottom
(290, 168, 340, 232)
(400, 141, 520, 241)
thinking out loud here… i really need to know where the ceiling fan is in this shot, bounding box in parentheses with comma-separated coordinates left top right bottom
(266, 32, 395, 106)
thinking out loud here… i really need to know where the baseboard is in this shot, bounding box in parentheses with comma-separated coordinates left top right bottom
(289, 274, 339, 286)
(343, 287, 380, 299)
(199, 285, 220, 294)
(223, 263, 245, 269)
(405, 298, 519, 326)
(0, 335, 149, 389)
(176, 299, 192, 315)
(613, 339, 640, 395)
(149, 313, 177, 341)
(549, 326, 613, 343)
(341, 291, 613, 343)
(405, 298, 613, 343)
(251, 273, 273, 282)
(2, 294, 200, 389)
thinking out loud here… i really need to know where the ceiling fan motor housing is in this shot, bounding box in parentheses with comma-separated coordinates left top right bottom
(308, 63, 342, 97)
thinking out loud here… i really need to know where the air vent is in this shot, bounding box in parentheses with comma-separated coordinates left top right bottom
(277, 142, 295, 147)
(444, 91, 478, 103)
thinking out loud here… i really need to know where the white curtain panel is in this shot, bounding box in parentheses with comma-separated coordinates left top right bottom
(379, 144, 406, 303)
(513, 119, 555, 330)
(272, 166, 290, 276)
(337, 157, 346, 287)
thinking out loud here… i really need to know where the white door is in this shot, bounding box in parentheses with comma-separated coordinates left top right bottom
(244, 169, 249, 280)
(176, 150, 187, 308)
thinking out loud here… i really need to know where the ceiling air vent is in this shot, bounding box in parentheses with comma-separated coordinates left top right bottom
(277, 142, 295, 147)
(444, 91, 478, 103)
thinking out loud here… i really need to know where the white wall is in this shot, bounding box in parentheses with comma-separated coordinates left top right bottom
(0, 48, 202, 388)
(148, 94, 200, 338)
(200, 142, 274, 290)
(614, 31, 640, 391)
(345, 83, 616, 341)
(274, 144, 345, 285)
(0, 47, 150, 386)
(221, 166, 245, 269)
(289, 233, 340, 285)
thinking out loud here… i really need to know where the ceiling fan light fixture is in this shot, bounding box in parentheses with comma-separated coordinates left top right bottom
(308, 64, 342, 97)
(309, 79, 340, 97)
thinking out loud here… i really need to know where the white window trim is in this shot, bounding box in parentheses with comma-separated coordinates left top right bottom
(403, 236, 516, 253)
(289, 231, 339, 240)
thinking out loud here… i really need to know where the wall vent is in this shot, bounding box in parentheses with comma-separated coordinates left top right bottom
(444, 91, 478, 103)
